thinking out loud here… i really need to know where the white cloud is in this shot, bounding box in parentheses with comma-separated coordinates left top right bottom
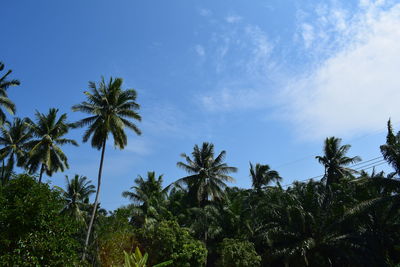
(123, 138, 152, 155)
(301, 23, 315, 49)
(200, 24, 276, 112)
(201, 86, 270, 112)
(199, 8, 212, 17)
(141, 103, 198, 139)
(194, 44, 205, 57)
(284, 1, 400, 139)
(225, 15, 242, 23)
(197, 1, 400, 140)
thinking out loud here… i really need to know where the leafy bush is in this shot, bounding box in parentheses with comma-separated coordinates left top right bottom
(217, 238, 261, 267)
(95, 207, 136, 266)
(0, 174, 80, 266)
(135, 220, 207, 267)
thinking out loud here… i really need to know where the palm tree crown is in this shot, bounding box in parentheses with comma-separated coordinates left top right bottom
(122, 171, 166, 226)
(0, 118, 32, 183)
(72, 76, 141, 149)
(0, 62, 19, 123)
(123, 171, 165, 205)
(249, 162, 281, 191)
(316, 137, 361, 185)
(25, 108, 78, 183)
(380, 119, 400, 176)
(60, 174, 95, 223)
(175, 142, 237, 206)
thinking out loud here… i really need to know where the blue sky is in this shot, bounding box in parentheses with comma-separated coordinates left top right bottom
(2, 0, 400, 210)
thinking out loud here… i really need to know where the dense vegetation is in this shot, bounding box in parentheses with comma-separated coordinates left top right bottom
(0, 62, 399, 266)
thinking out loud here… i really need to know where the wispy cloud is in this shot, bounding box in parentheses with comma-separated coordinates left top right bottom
(141, 103, 199, 139)
(199, 20, 277, 112)
(195, 1, 400, 140)
(199, 8, 212, 17)
(283, 0, 400, 139)
(225, 15, 242, 23)
(194, 44, 205, 57)
(123, 138, 152, 156)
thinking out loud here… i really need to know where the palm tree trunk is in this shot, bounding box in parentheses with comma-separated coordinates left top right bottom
(5, 155, 14, 183)
(1, 160, 4, 185)
(38, 164, 45, 184)
(82, 139, 106, 261)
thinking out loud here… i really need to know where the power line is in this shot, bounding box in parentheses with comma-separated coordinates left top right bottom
(351, 156, 383, 167)
(354, 159, 387, 171)
(357, 161, 387, 171)
(281, 156, 389, 188)
(273, 119, 399, 171)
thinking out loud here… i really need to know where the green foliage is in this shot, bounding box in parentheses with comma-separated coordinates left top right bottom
(72, 76, 142, 258)
(381, 119, 400, 176)
(96, 207, 137, 266)
(0, 174, 80, 266)
(316, 136, 361, 185)
(59, 174, 95, 223)
(24, 108, 78, 182)
(173, 142, 237, 206)
(122, 247, 172, 267)
(249, 162, 281, 191)
(217, 238, 261, 267)
(123, 171, 168, 227)
(1, 66, 400, 267)
(72, 76, 142, 150)
(0, 62, 19, 123)
(134, 220, 207, 267)
(0, 118, 32, 183)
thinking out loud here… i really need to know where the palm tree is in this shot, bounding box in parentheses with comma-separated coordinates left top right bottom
(174, 142, 238, 207)
(0, 118, 32, 183)
(249, 162, 281, 191)
(24, 108, 77, 183)
(72, 76, 141, 259)
(59, 174, 95, 224)
(0, 62, 19, 123)
(263, 180, 370, 266)
(380, 119, 400, 176)
(316, 137, 361, 186)
(122, 171, 166, 227)
(173, 142, 237, 252)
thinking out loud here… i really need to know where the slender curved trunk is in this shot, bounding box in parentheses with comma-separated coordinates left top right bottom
(82, 139, 106, 261)
(5, 155, 14, 182)
(38, 163, 45, 184)
(1, 160, 4, 185)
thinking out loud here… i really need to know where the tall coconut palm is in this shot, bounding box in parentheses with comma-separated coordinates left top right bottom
(24, 108, 78, 183)
(72, 76, 141, 259)
(122, 171, 166, 227)
(380, 119, 400, 176)
(350, 121, 400, 220)
(60, 174, 95, 224)
(0, 118, 32, 183)
(316, 137, 361, 186)
(0, 62, 19, 123)
(174, 142, 238, 207)
(249, 162, 281, 191)
(173, 142, 237, 252)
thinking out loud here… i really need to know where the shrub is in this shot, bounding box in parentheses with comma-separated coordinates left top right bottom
(135, 220, 207, 267)
(0, 174, 80, 266)
(217, 238, 261, 267)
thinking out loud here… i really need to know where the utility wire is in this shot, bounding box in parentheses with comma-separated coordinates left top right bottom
(281, 156, 389, 188)
(354, 159, 387, 171)
(350, 156, 383, 167)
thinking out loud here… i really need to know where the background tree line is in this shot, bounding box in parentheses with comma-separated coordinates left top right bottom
(0, 62, 399, 266)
